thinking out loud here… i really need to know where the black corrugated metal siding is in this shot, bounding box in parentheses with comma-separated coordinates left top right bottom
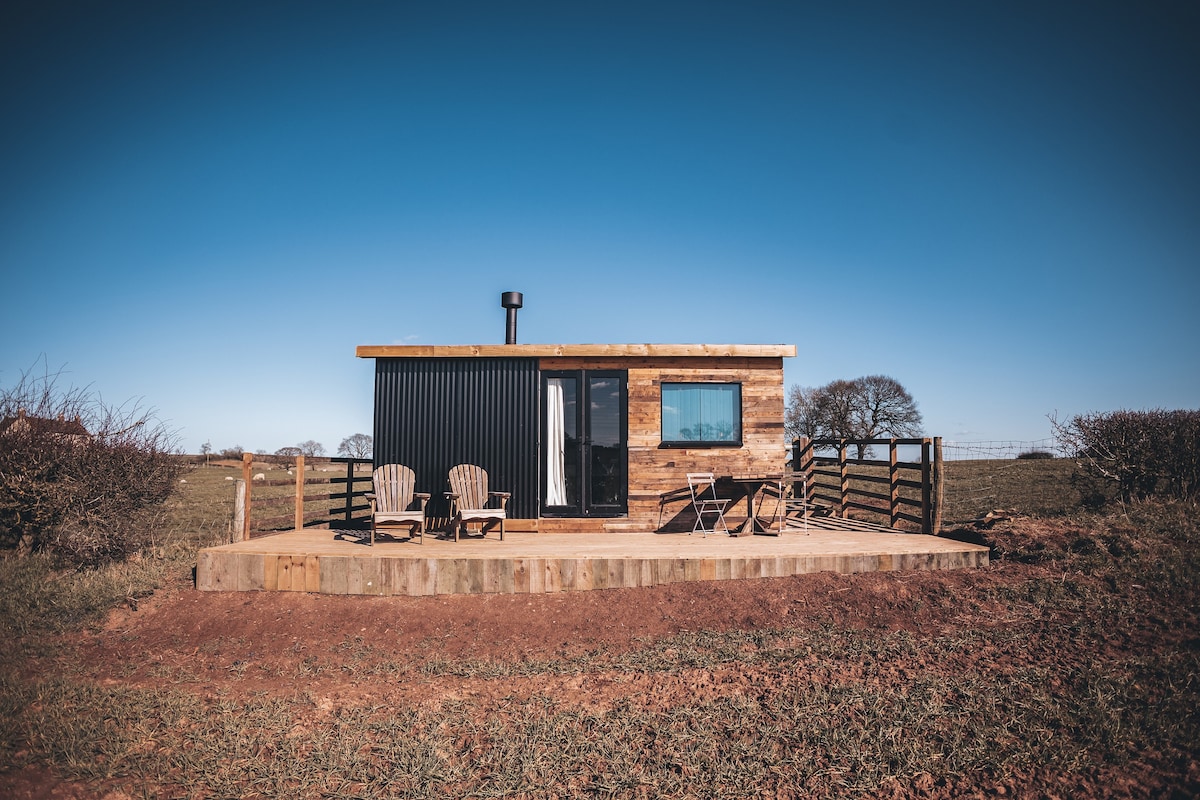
(373, 358, 539, 519)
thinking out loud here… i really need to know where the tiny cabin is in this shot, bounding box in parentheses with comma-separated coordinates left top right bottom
(355, 342, 796, 533)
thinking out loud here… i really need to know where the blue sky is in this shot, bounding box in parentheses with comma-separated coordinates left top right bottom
(3, 0, 1197, 456)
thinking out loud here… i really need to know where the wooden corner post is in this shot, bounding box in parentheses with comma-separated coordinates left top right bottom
(838, 441, 849, 519)
(933, 437, 944, 535)
(241, 452, 253, 541)
(921, 439, 933, 534)
(294, 455, 305, 530)
(889, 439, 900, 529)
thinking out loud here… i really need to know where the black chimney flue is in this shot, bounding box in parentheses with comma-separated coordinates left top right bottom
(501, 291, 523, 344)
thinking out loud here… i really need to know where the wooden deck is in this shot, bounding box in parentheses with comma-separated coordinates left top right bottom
(196, 517, 989, 596)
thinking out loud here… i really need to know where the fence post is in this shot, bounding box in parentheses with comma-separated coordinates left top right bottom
(921, 439, 932, 533)
(232, 479, 245, 543)
(933, 437, 944, 534)
(794, 437, 813, 503)
(838, 440, 849, 519)
(294, 455, 305, 530)
(241, 452, 253, 541)
(889, 439, 900, 528)
(343, 460, 356, 524)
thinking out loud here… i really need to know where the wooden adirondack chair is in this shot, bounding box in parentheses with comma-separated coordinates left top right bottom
(445, 464, 510, 541)
(366, 464, 430, 545)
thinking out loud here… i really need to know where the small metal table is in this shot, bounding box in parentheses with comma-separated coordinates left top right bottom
(726, 474, 783, 536)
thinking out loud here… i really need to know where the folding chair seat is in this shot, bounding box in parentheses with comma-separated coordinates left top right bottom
(687, 472, 731, 536)
(767, 471, 809, 533)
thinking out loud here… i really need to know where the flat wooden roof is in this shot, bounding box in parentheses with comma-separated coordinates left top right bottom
(356, 344, 796, 359)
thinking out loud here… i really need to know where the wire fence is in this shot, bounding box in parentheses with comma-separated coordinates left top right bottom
(941, 438, 1063, 461)
(938, 439, 1080, 524)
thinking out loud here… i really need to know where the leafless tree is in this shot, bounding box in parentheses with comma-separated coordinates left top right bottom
(856, 375, 923, 443)
(297, 440, 325, 458)
(337, 433, 372, 459)
(786, 375, 923, 458)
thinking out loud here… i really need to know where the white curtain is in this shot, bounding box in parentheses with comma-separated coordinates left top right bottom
(545, 378, 567, 505)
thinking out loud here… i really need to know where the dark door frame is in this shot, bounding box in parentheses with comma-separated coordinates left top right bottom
(540, 369, 628, 517)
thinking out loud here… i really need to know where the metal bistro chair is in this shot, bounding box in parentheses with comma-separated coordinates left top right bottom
(686, 472, 731, 536)
(764, 472, 809, 533)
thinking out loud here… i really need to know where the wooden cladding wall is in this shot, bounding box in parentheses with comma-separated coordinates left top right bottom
(540, 356, 787, 530)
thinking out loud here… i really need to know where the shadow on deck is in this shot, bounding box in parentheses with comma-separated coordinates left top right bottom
(197, 517, 989, 597)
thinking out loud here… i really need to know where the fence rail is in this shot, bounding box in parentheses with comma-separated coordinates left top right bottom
(793, 437, 943, 533)
(234, 454, 373, 540)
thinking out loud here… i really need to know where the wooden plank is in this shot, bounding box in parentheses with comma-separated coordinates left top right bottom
(289, 556, 309, 592)
(263, 555, 280, 591)
(494, 559, 515, 594)
(348, 556, 384, 595)
(239, 554, 264, 591)
(543, 559, 563, 593)
(607, 558, 626, 589)
(321, 556, 349, 594)
(435, 558, 468, 595)
(713, 558, 732, 582)
(277, 556, 296, 591)
(592, 558, 610, 590)
(512, 557, 532, 593)
(196, 551, 235, 591)
(377, 556, 398, 596)
(357, 344, 796, 359)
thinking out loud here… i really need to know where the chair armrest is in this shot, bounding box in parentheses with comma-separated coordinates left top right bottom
(413, 492, 431, 510)
(489, 491, 510, 509)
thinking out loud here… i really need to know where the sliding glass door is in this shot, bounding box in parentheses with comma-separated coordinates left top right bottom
(543, 371, 627, 517)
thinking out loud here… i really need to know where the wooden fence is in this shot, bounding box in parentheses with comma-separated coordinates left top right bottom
(234, 454, 373, 540)
(793, 437, 944, 534)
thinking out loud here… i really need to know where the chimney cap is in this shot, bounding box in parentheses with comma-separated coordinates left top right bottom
(501, 291, 523, 309)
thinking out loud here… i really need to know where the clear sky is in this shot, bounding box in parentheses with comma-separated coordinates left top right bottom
(3, 0, 1197, 456)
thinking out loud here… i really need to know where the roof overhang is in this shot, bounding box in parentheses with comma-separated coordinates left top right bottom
(356, 344, 796, 359)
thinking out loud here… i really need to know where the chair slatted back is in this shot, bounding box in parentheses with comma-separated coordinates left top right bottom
(687, 472, 718, 504)
(373, 464, 416, 513)
(448, 464, 489, 509)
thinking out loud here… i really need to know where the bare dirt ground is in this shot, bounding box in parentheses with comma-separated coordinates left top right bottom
(4, 516, 1198, 799)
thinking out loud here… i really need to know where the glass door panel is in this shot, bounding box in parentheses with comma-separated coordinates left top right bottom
(587, 375, 624, 511)
(543, 371, 626, 517)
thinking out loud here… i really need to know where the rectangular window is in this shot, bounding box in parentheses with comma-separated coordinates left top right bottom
(661, 383, 742, 447)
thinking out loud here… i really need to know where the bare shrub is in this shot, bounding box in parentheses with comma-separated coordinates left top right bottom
(0, 363, 181, 567)
(1052, 409, 1200, 506)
